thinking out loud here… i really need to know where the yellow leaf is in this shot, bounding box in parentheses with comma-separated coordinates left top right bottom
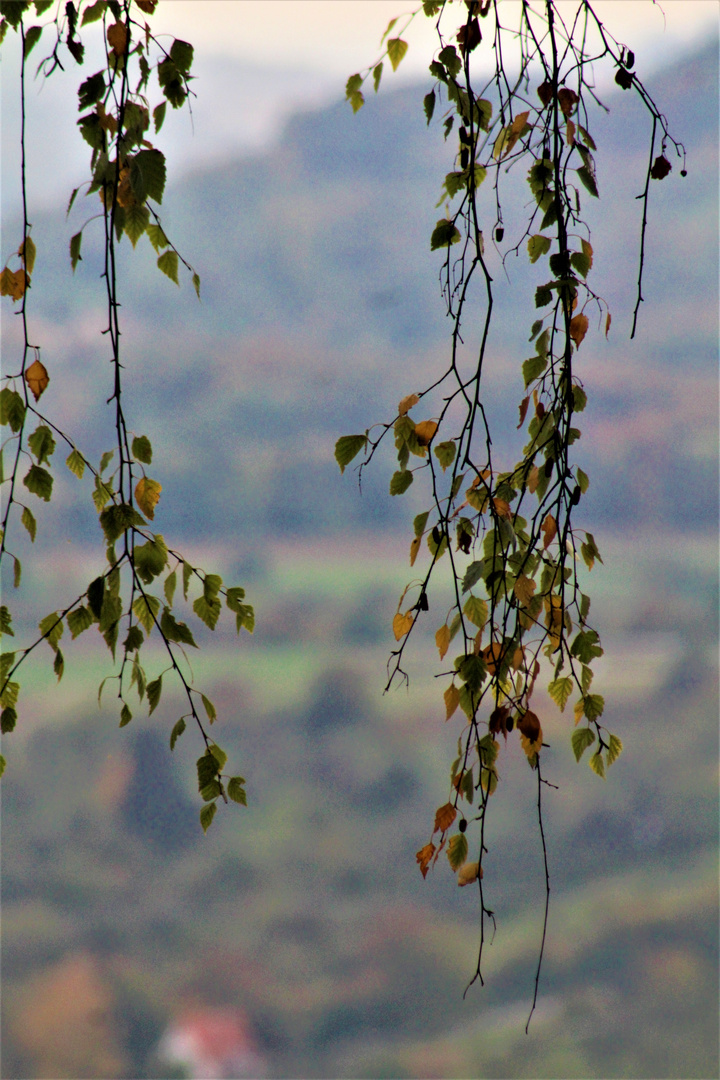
(444, 683, 460, 721)
(544, 594, 563, 649)
(513, 573, 536, 606)
(512, 646, 525, 670)
(414, 419, 438, 446)
(569, 312, 589, 348)
(107, 21, 128, 56)
(1, 267, 27, 302)
(493, 496, 512, 519)
(541, 513, 557, 549)
(527, 465, 540, 493)
(409, 535, 421, 566)
(135, 476, 162, 520)
(433, 801, 456, 834)
(398, 392, 419, 416)
(457, 860, 482, 886)
(24, 358, 49, 402)
(574, 697, 585, 725)
(392, 611, 413, 641)
(416, 842, 435, 878)
(18, 236, 36, 275)
(435, 623, 451, 660)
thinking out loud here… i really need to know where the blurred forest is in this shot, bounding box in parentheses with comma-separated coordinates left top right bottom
(1, 31, 718, 1080)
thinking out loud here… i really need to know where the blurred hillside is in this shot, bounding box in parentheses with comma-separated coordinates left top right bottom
(1, 33, 718, 1080)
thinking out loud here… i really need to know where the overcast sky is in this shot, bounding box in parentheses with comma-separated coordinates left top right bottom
(1, 1, 718, 212)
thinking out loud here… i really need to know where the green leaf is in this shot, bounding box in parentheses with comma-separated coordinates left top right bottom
(0, 754, 5, 777)
(434, 440, 456, 471)
(164, 570, 177, 607)
(12, 556, 20, 589)
(100, 503, 145, 544)
(200, 693, 217, 723)
(228, 776, 247, 805)
(455, 654, 487, 694)
(146, 224, 169, 252)
(200, 801, 217, 833)
(39, 611, 64, 650)
(0, 651, 15, 680)
(200, 778, 222, 802)
(548, 676, 573, 711)
(423, 88, 435, 124)
(581, 532, 603, 570)
(131, 435, 152, 464)
(23, 23, 42, 56)
(119, 702, 132, 727)
(387, 37, 408, 72)
(160, 607, 197, 648)
(571, 726, 595, 762)
(522, 354, 547, 388)
(130, 149, 166, 204)
(99, 450, 114, 474)
(461, 560, 485, 593)
(589, 748, 606, 777)
(182, 560, 192, 599)
(390, 469, 413, 496)
(431, 219, 461, 250)
(605, 732, 623, 766)
(208, 743, 227, 770)
(577, 466, 589, 493)
(576, 164, 599, 197)
(334, 434, 367, 473)
(571, 629, 603, 664)
(447, 833, 468, 871)
(438, 44, 461, 77)
(193, 595, 221, 631)
(1, 706, 17, 733)
(581, 692, 605, 720)
(22, 464, 52, 502)
(153, 101, 167, 133)
(413, 511, 430, 538)
(535, 283, 553, 308)
(0, 388, 25, 432)
(134, 534, 169, 584)
(372, 62, 383, 92)
(157, 250, 179, 284)
(87, 576, 105, 620)
(169, 37, 194, 73)
(130, 657, 147, 701)
(572, 384, 588, 412)
(197, 750, 220, 790)
(20, 505, 36, 542)
(146, 676, 162, 715)
(67, 606, 93, 639)
(123, 203, 150, 247)
(65, 449, 85, 478)
(527, 234, 551, 263)
(81, 1, 106, 25)
(170, 717, 186, 750)
(0, 679, 19, 709)
(463, 594, 488, 628)
(124, 625, 144, 652)
(570, 250, 591, 278)
(132, 594, 160, 636)
(192, 272, 201, 299)
(70, 231, 83, 271)
(53, 648, 64, 680)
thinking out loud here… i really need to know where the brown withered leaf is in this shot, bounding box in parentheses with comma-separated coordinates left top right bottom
(527, 464, 540, 493)
(415, 419, 438, 446)
(435, 623, 451, 660)
(520, 725, 543, 760)
(517, 709, 541, 742)
(416, 842, 436, 879)
(566, 119, 576, 146)
(433, 802, 457, 834)
(650, 154, 672, 180)
(1, 267, 28, 302)
(116, 166, 136, 208)
(409, 535, 421, 567)
(569, 312, 589, 348)
(489, 705, 511, 738)
(492, 496, 512, 520)
(482, 641, 504, 675)
(514, 573, 537, 605)
(398, 392, 419, 416)
(135, 0, 158, 12)
(537, 80, 553, 107)
(517, 395, 530, 429)
(557, 87, 578, 117)
(457, 17, 481, 54)
(392, 611, 413, 641)
(135, 476, 162, 520)
(605, 311, 612, 338)
(458, 860, 482, 886)
(107, 21, 128, 57)
(24, 358, 49, 402)
(444, 683, 460, 721)
(541, 513, 557, 549)
(511, 646, 525, 671)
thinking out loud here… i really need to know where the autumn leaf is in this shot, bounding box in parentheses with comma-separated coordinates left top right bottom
(398, 392, 419, 416)
(536, 80, 553, 107)
(107, 21, 128, 57)
(444, 683, 460, 721)
(392, 611, 413, 641)
(447, 832, 468, 870)
(517, 709, 541, 743)
(541, 513, 557, 549)
(492, 496, 512, 519)
(457, 860, 481, 886)
(435, 623, 451, 660)
(24, 358, 49, 402)
(566, 119, 576, 145)
(569, 312, 589, 348)
(135, 476, 161, 520)
(557, 87, 578, 117)
(18, 236, 36, 275)
(414, 420, 438, 446)
(517, 395, 530, 428)
(0, 267, 27, 302)
(409, 535, 421, 566)
(513, 573, 536, 605)
(545, 594, 563, 649)
(416, 842, 435, 878)
(527, 465, 540, 493)
(605, 311, 612, 338)
(433, 801, 457, 834)
(482, 641, 504, 675)
(650, 154, 672, 180)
